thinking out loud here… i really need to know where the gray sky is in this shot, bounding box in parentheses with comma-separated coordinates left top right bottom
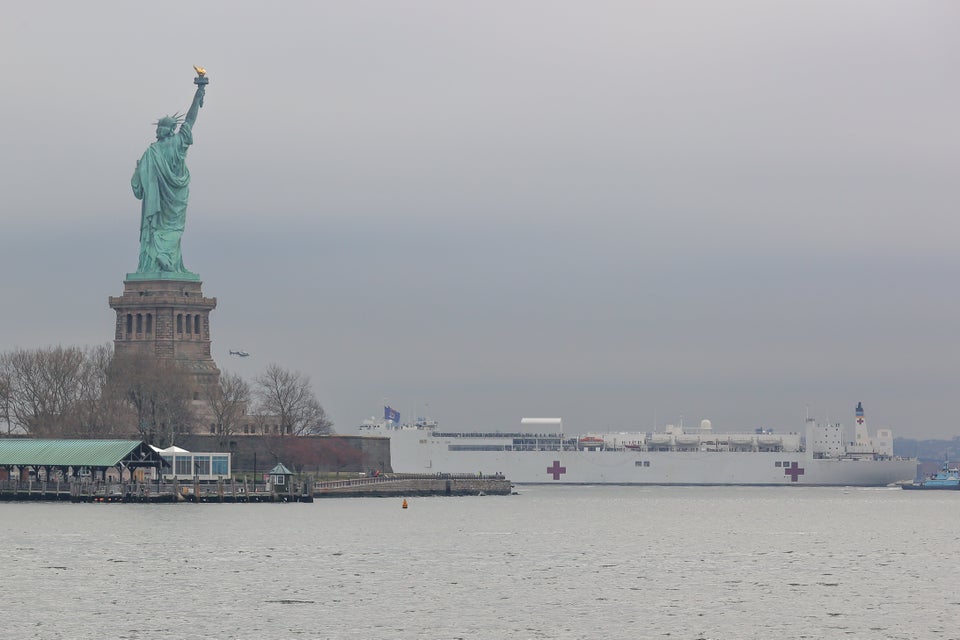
(2, 2, 958, 438)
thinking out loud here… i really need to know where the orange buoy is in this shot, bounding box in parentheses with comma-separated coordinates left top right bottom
(402, 499, 408, 509)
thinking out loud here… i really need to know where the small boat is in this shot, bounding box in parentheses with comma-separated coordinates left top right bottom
(901, 462, 960, 490)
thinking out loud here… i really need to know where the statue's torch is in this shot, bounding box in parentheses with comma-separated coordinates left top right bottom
(193, 65, 208, 107)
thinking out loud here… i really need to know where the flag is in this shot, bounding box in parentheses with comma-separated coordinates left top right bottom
(384, 406, 400, 423)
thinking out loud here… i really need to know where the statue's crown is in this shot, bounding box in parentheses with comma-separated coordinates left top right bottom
(153, 112, 184, 128)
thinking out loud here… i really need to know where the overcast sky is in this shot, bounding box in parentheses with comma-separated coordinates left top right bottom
(2, 2, 958, 438)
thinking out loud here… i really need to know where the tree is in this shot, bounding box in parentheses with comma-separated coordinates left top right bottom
(107, 353, 194, 446)
(206, 371, 251, 444)
(70, 344, 133, 438)
(254, 364, 333, 436)
(247, 411, 273, 436)
(0, 345, 207, 442)
(0, 346, 87, 436)
(0, 365, 13, 435)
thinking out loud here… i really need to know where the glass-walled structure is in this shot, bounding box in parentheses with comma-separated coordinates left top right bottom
(153, 446, 231, 481)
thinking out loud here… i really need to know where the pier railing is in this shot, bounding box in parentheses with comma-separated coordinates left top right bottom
(0, 478, 310, 503)
(1, 473, 512, 501)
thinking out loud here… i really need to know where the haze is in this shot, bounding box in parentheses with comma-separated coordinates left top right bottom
(1, 2, 957, 438)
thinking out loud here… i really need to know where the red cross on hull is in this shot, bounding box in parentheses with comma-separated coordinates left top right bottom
(547, 460, 566, 480)
(784, 462, 805, 482)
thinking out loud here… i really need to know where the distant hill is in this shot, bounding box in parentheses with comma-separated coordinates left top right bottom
(894, 437, 960, 463)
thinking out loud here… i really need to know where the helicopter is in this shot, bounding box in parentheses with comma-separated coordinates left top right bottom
(229, 350, 250, 357)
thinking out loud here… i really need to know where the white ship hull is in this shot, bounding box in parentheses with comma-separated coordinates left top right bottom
(371, 426, 917, 487)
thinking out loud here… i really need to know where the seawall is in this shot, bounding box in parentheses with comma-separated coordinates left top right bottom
(314, 474, 512, 497)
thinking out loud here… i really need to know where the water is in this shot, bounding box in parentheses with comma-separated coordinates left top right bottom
(2, 486, 958, 639)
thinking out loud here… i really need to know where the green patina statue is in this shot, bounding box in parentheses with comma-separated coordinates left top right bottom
(129, 67, 209, 281)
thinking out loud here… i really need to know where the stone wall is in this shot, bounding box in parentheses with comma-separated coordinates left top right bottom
(314, 477, 512, 497)
(173, 434, 392, 475)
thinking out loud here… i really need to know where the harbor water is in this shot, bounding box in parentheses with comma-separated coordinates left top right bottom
(3, 486, 958, 639)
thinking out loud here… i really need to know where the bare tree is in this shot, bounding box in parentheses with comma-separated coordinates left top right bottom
(246, 411, 272, 435)
(0, 364, 13, 435)
(254, 364, 333, 436)
(107, 353, 194, 446)
(70, 344, 134, 438)
(206, 371, 251, 444)
(1, 346, 87, 436)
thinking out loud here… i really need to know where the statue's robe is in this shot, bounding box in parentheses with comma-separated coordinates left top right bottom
(131, 122, 193, 273)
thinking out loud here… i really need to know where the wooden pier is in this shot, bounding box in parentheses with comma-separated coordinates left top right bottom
(0, 473, 513, 503)
(0, 479, 314, 503)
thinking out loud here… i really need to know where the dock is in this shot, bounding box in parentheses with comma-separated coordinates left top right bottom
(0, 479, 313, 503)
(0, 473, 512, 502)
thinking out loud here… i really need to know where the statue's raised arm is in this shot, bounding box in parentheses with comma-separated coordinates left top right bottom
(185, 65, 208, 129)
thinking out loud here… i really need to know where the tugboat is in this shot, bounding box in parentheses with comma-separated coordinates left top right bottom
(901, 461, 960, 490)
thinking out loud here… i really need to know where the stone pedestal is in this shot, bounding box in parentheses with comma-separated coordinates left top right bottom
(108, 279, 221, 393)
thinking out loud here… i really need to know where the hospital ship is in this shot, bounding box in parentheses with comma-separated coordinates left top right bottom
(360, 402, 916, 486)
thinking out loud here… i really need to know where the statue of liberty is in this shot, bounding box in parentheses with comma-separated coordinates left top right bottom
(130, 67, 208, 280)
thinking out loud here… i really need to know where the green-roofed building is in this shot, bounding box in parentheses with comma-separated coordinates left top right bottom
(0, 439, 167, 482)
(268, 462, 293, 487)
